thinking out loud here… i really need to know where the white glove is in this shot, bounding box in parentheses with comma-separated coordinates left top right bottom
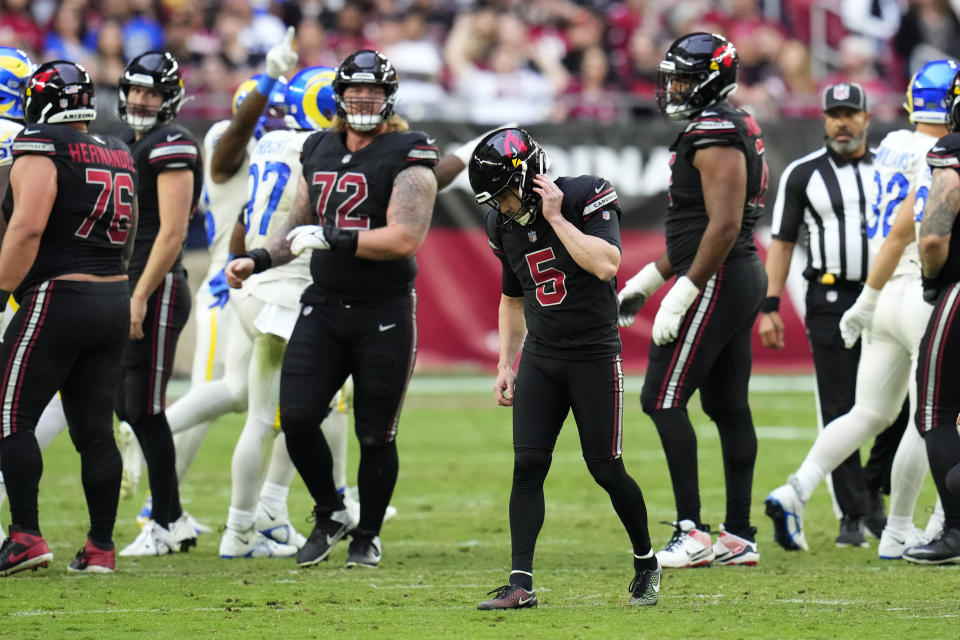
(652, 276, 700, 346)
(286, 225, 328, 256)
(266, 26, 298, 79)
(452, 122, 520, 164)
(839, 285, 880, 349)
(617, 262, 666, 327)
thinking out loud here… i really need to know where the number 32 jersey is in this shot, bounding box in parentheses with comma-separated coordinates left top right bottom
(3, 124, 137, 298)
(870, 128, 938, 278)
(486, 175, 622, 360)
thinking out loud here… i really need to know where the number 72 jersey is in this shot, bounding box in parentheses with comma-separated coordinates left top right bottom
(870, 128, 939, 277)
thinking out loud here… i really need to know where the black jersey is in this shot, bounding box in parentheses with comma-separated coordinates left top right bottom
(925, 133, 960, 288)
(125, 123, 202, 284)
(3, 124, 136, 299)
(300, 130, 439, 300)
(486, 175, 622, 360)
(664, 101, 768, 273)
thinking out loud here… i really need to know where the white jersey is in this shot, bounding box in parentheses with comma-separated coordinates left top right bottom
(0, 118, 23, 167)
(243, 128, 312, 309)
(202, 120, 254, 283)
(869, 128, 938, 279)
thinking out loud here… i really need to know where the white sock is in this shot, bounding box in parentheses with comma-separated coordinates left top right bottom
(792, 460, 824, 503)
(226, 507, 255, 533)
(321, 408, 349, 491)
(35, 395, 68, 451)
(886, 515, 912, 535)
(888, 422, 929, 520)
(259, 481, 290, 515)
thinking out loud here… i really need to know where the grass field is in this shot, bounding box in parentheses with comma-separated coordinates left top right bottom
(2, 376, 958, 639)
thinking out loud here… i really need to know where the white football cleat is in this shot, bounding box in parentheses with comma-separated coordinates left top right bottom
(219, 528, 297, 558)
(765, 478, 808, 551)
(182, 511, 212, 536)
(878, 526, 928, 560)
(255, 503, 307, 549)
(924, 499, 945, 542)
(170, 513, 198, 552)
(115, 421, 144, 500)
(119, 519, 175, 557)
(713, 524, 759, 566)
(656, 519, 714, 568)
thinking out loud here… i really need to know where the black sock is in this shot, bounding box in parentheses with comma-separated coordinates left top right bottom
(0, 432, 43, 532)
(130, 413, 179, 526)
(509, 571, 533, 591)
(634, 552, 658, 573)
(357, 442, 399, 534)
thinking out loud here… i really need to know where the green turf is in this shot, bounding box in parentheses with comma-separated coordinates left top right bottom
(1, 382, 958, 639)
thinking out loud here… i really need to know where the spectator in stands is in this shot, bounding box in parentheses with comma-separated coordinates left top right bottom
(777, 39, 822, 118)
(43, 3, 95, 69)
(296, 17, 339, 69)
(213, 0, 263, 80)
(618, 29, 660, 116)
(554, 45, 621, 124)
(381, 11, 448, 121)
(894, 0, 960, 81)
(326, 1, 375, 62)
(0, 0, 44, 55)
(822, 35, 900, 120)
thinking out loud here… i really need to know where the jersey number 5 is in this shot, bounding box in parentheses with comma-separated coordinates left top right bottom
(525, 248, 567, 306)
(312, 171, 369, 229)
(76, 168, 134, 244)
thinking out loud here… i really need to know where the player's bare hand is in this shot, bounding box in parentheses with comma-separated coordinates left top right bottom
(225, 257, 254, 288)
(757, 311, 785, 350)
(532, 174, 562, 223)
(494, 366, 516, 407)
(129, 296, 146, 341)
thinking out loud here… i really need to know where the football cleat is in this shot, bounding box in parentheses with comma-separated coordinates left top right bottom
(764, 478, 808, 551)
(835, 515, 868, 548)
(0, 526, 52, 576)
(67, 538, 115, 573)
(170, 513, 198, 552)
(477, 584, 537, 610)
(878, 525, 928, 560)
(219, 528, 297, 559)
(924, 499, 944, 541)
(628, 562, 662, 606)
(345, 534, 381, 569)
(863, 490, 886, 540)
(713, 524, 759, 566)
(115, 421, 144, 500)
(656, 519, 714, 568)
(902, 527, 960, 565)
(119, 519, 175, 557)
(296, 507, 353, 567)
(182, 511, 212, 536)
(255, 503, 307, 549)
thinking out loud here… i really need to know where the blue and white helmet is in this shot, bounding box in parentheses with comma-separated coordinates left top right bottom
(232, 74, 288, 139)
(0, 47, 34, 121)
(905, 59, 959, 124)
(284, 66, 336, 131)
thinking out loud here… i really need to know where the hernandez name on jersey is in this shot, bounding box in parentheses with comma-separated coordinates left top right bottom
(486, 175, 622, 361)
(3, 124, 136, 298)
(665, 102, 768, 273)
(300, 130, 439, 300)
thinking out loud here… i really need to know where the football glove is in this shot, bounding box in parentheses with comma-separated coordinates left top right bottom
(265, 26, 298, 79)
(617, 262, 666, 327)
(652, 276, 699, 346)
(839, 284, 880, 349)
(207, 269, 230, 309)
(287, 224, 328, 255)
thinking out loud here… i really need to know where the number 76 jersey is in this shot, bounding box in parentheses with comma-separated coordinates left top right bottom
(870, 128, 938, 278)
(244, 128, 313, 289)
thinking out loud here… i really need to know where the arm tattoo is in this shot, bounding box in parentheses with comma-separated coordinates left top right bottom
(920, 170, 960, 239)
(387, 166, 437, 236)
(264, 175, 317, 266)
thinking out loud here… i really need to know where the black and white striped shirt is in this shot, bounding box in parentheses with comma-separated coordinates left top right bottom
(770, 146, 871, 284)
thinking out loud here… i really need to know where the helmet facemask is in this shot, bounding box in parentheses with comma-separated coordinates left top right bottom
(335, 86, 394, 132)
(655, 33, 738, 121)
(332, 50, 399, 132)
(117, 51, 185, 132)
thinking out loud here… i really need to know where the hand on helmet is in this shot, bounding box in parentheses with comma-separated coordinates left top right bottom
(266, 26, 298, 79)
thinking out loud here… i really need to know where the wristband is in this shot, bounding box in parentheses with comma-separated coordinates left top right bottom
(760, 296, 780, 313)
(246, 248, 272, 274)
(256, 74, 278, 97)
(327, 226, 359, 254)
(0, 289, 9, 313)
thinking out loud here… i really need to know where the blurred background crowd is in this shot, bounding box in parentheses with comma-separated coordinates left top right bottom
(1, 0, 959, 127)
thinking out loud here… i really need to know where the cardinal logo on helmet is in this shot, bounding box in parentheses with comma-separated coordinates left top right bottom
(503, 130, 527, 168)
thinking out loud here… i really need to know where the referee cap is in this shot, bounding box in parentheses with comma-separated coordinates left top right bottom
(822, 82, 867, 112)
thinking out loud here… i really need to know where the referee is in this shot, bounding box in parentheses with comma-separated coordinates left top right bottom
(758, 83, 906, 547)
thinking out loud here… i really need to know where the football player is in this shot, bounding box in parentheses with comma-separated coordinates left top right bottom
(0, 61, 136, 575)
(114, 51, 203, 557)
(468, 128, 660, 609)
(765, 60, 956, 557)
(618, 33, 767, 568)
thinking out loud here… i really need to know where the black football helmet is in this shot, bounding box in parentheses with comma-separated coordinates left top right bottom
(946, 67, 960, 132)
(656, 32, 738, 121)
(118, 51, 185, 131)
(22, 60, 96, 125)
(333, 50, 398, 131)
(468, 127, 550, 226)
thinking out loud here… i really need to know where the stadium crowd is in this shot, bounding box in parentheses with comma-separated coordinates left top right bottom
(2, 0, 960, 126)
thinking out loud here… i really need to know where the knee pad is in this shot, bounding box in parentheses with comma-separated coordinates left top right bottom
(280, 405, 330, 437)
(585, 457, 627, 492)
(512, 449, 552, 486)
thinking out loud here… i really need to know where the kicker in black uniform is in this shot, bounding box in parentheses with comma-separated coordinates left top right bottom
(468, 127, 659, 611)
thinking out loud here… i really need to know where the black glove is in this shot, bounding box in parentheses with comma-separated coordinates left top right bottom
(922, 276, 941, 304)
